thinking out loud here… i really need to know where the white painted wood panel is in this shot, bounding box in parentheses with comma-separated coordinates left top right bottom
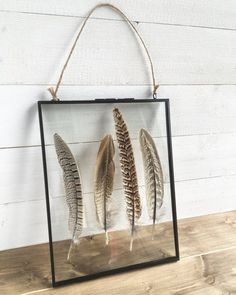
(1, 0, 236, 30)
(1, 132, 236, 206)
(176, 175, 236, 218)
(0, 200, 48, 251)
(1, 1, 236, 251)
(1, 173, 236, 250)
(1, 85, 236, 148)
(1, 12, 236, 85)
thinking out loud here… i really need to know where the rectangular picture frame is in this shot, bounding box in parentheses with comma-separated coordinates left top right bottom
(38, 98, 179, 287)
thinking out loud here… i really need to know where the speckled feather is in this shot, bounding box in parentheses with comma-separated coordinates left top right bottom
(113, 108, 141, 250)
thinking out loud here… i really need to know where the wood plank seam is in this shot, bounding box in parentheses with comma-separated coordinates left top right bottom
(21, 288, 52, 295)
(1, 173, 236, 207)
(2, 129, 236, 149)
(1, 83, 236, 86)
(181, 245, 236, 260)
(1, 9, 236, 33)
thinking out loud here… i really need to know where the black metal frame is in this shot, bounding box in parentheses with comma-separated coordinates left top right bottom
(38, 98, 179, 287)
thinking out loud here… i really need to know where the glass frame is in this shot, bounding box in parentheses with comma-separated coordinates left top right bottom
(38, 98, 179, 287)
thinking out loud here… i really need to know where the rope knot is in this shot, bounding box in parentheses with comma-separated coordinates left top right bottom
(48, 87, 59, 101)
(153, 84, 159, 99)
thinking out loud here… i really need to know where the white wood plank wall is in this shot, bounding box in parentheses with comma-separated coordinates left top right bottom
(0, 1, 236, 250)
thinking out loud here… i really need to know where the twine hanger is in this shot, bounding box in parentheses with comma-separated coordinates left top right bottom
(48, 3, 159, 101)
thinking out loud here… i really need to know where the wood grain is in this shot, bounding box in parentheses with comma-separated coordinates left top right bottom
(53, 222, 175, 282)
(43, 249, 236, 295)
(0, 0, 236, 30)
(0, 211, 236, 294)
(1, 12, 236, 85)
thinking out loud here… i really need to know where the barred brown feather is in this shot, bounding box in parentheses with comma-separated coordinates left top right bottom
(113, 108, 141, 250)
(139, 128, 164, 235)
(54, 133, 83, 260)
(94, 134, 115, 245)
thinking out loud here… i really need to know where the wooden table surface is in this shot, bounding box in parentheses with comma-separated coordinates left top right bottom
(1, 210, 236, 295)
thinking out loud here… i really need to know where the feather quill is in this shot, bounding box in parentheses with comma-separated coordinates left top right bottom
(94, 134, 115, 245)
(113, 108, 141, 251)
(54, 133, 83, 260)
(139, 128, 164, 238)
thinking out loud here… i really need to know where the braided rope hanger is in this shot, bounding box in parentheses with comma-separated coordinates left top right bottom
(48, 3, 159, 101)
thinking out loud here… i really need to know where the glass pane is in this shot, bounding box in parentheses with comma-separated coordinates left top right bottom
(40, 101, 177, 283)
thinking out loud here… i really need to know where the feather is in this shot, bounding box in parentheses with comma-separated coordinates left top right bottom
(113, 107, 141, 251)
(54, 133, 83, 260)
(94, 134, 115, 245)
(139, 128, 164, 238)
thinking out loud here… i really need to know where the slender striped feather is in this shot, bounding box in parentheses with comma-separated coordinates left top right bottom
(139, 128, 164, 238)
(54, 133, 83, 260)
